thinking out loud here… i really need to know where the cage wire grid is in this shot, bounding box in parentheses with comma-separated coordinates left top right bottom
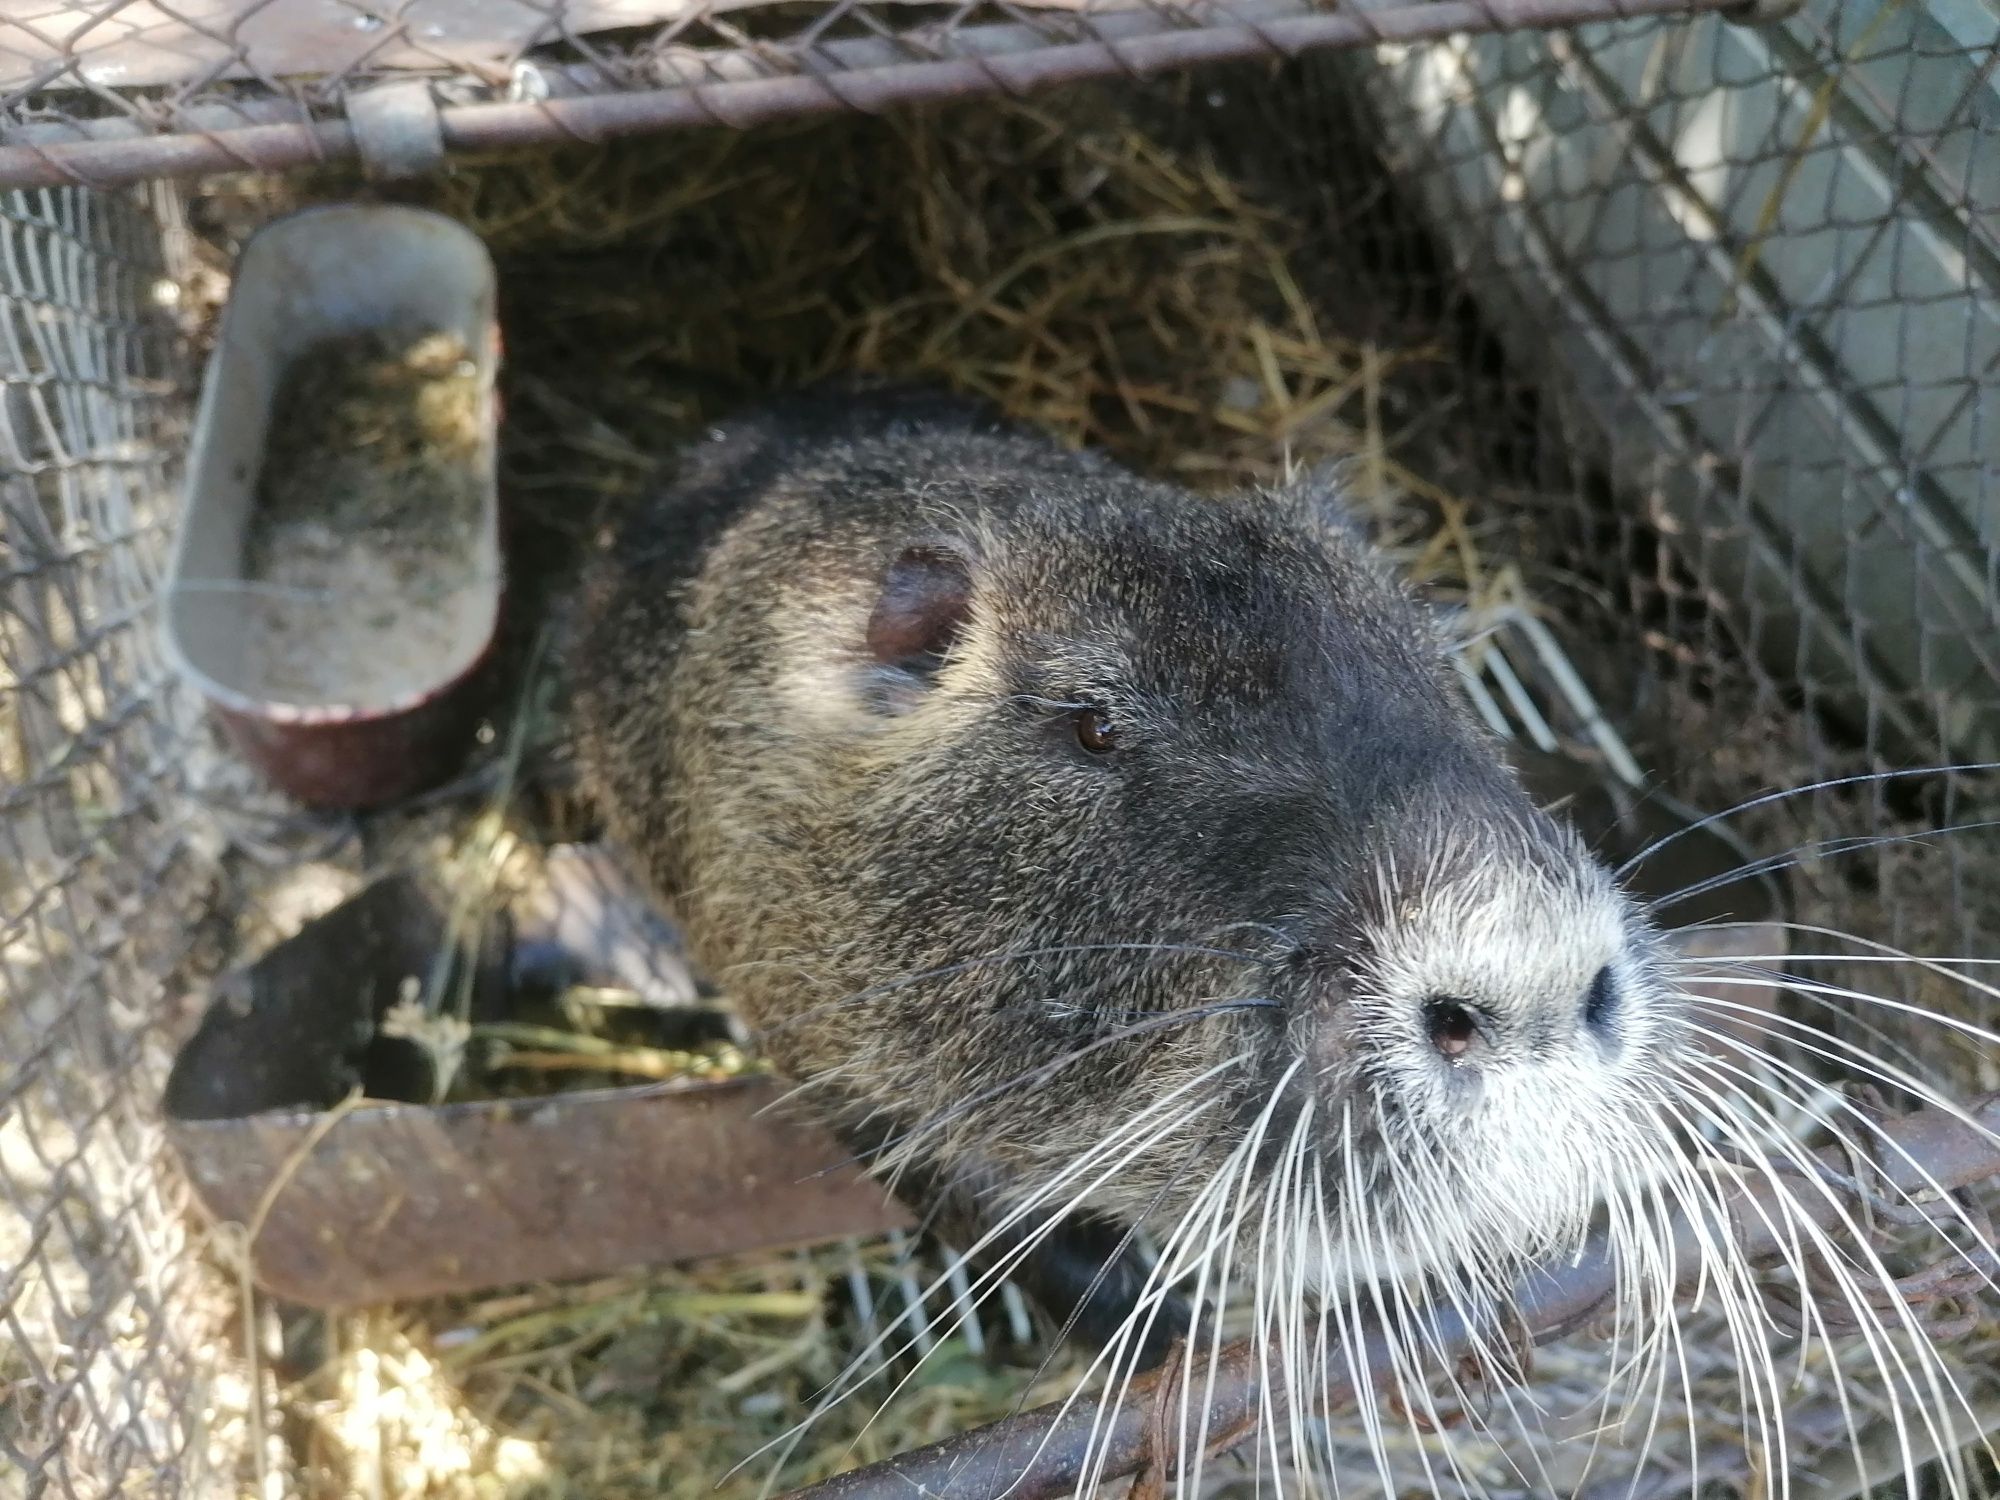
(1, 181, 226, 1495)
(1326, 1, 2000, 1058)
(0, 0, 1998, 1496)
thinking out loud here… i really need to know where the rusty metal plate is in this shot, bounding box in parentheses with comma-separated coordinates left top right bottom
(167, 1074, 911, 1307)
(162, 867, 907, 1307)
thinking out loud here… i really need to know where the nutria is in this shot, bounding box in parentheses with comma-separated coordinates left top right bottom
(573, 382, 1675, 1340)
(571, 386, 1983, 1492)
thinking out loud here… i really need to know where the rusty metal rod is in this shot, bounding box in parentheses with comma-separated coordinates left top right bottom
(4, 0, 1320, 145)
(0, 0, 1744, 190)
(783, 1093, 2000, 1500)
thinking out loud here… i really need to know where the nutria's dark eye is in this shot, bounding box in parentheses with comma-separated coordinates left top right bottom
(1074, 706, 1118, 755)
(1425, 997, 1482, 1060)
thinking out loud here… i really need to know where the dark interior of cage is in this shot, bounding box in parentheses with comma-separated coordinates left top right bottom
(178, 50, 1998, 1499)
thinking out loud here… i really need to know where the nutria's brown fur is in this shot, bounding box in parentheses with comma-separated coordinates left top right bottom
(573, 385, 1679, 1359)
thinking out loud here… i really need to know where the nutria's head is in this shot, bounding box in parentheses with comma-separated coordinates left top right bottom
(577, 394, 1687, 1325)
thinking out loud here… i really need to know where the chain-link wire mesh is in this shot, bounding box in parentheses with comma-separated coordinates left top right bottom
(1324, 2, 2000, 1081)
(1, 0, 1997, 1495)
(1357, 3, 1999, 759)
(0, 183, 230, 1497)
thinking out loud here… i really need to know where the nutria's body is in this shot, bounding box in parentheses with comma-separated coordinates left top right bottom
(574, 386, 1680, 1363)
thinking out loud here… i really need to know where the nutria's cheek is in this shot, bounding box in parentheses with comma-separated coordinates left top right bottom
(1290, 994, 1365, 1098)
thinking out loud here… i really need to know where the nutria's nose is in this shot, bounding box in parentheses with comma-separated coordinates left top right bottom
(1422, 963, 1620, 1063)
(1582, 966, 1619, 1031)
(1424, 996, 1483, 1059)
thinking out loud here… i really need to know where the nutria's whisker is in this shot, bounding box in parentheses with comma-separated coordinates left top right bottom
(1676, 948, 2000, 967)
(1277, 1122, 1313, 1488)
(1332, 1106, 1421, 1498)
(1596, 1144, 1686, 1478)
(1317, 1145, 1393, 1497)
(1072, 1104, 1257, 1500)
(957, 1181, 1188, 1500)
(1152, 1157, 1250, 1496)
(887, 1081, 1245, 1500)
(1023, 1111, 1240, 1462)
(1674, 1010, 2000, 1284)
(1686, 941, 2000, 1111)
(1677, 1052, 1938, 1283)
(739, 1064, 1244, 1495)
(1396, 1189, 1538, 1491)
(1078, 1202, 1209, 1500)
(1688, 980, 2000, 1088)
(1261, 1098, 1315, 1488)
(1678, 988, 1951, 1119)
(1373, 1216, 1465, 1491)
(1378, 1142, 1491, 1414)
(1690, 969, 2000, 1068)
(1684, 995, 1974, 1133)
(1679, 918, 2000, 1005)
(1614, 760, 2000, 879)
(1646, 1089, 1818, 1493)
(1685, 1087, 1981, 1500)
(1675, 958, 1951, 1079)
(1666, 1067, 1979, 1487)
(1611, 1152, 1728, 1489)
(1649, 815, 2000, 915)
(1378, 1195, 1467, 1491)
(1295, 1157, 1335, 1494)
(843, 996, 1279, 1182)
(1250, 1118, 1281, 1486)
(1179, 1086, 1260, 1500)
(1176, 1058, 1301, 1500)
(1128, 1146, 1234, 1500)
(1308, 1161, 1346, 1454)
(782, 1176, 1175, 1497)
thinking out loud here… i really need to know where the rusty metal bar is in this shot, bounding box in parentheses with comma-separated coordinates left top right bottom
(0, 0, 1317, 147)
(784, 1093, 2000, 1500)
(0, 0, 1743, 190)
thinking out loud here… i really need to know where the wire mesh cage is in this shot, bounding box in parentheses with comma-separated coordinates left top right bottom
(0, 182, 227, 1492)
(1363, 2, 2000, 1123)
(1305, 1, 2000, 1055)
(1, 1, 1997, 1497)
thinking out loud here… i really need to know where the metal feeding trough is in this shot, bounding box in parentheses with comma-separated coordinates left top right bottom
(161, 203, 504, 810)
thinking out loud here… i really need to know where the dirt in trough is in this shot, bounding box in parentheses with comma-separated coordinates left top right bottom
(240, 326, 491, 710)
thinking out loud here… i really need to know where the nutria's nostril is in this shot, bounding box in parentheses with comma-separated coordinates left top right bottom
(1425, 997, 1482, 1060)
(1583, 965, 1617, 1033)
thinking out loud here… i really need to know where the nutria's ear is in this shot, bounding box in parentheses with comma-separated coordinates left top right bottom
(1273, 457, 1372, 549)
(866, 545, 974, 679)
